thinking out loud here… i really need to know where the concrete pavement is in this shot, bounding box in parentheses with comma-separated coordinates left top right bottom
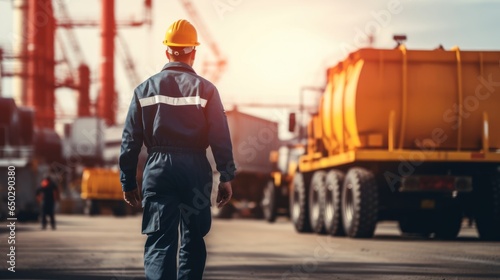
(0, 215, 499, 279)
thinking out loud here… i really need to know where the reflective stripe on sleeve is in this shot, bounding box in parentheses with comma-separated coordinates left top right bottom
(139, 95, 208, 108)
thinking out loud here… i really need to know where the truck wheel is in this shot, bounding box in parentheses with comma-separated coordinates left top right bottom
(291, 172, 312, 233)
(323, 170, 345, 236)
(262, 180, 277, 223)
(113, 200, 127, 217)
(398, 215, 432, 238)
(475, 175, 500, 240)
(85, 200, 100, 216)
(342, 167, 378, 238)
(434, 204, 463, 239)
(309, 171, 326, 234)
(212, 203, 235, 219)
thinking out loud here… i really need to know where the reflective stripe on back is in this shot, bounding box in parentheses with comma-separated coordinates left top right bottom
(139, 95, 208, 108)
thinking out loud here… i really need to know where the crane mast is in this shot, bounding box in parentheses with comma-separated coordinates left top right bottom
(58, 0, 152, 125)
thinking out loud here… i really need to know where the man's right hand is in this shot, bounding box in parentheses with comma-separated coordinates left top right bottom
(216, 181, 232, 208)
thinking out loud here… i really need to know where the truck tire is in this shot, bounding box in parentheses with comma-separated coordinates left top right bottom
(262, 180, 277, 223)
(85, 200, 100, 216)
(342, 167, 378, 238)
(309, 171, 326, 234)
(398, 215, 432, 238)
(212, 203, 235, 219)
(113, 200, 127, 217)
(323, 170, 345, 236)
(291, 172, 312, 233)
(434, 210, 463, 240)
(252, 202, 265, 219)
(475, 175, 500, 240)
(433, 201, 464, 240)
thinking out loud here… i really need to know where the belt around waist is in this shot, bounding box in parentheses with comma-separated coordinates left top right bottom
(148, 146, 206, 154)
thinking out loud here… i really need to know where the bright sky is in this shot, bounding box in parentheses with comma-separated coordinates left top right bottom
(0, 0, 499, 135)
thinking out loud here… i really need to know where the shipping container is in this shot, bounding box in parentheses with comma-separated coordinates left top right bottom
(209, 109, 279, 218)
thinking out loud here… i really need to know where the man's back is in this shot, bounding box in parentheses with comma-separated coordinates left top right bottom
(120, 61, 234, 193)
(135, 62, 217, 150)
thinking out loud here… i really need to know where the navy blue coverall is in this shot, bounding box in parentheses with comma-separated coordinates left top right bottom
(119, 62, 235, 280)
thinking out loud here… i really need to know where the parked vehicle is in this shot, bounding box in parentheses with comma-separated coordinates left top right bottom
(261, 138, 304, 222)
(210, 109, 279, 218)
(0, 98, 57, 221)
(282, 45, 500, 240)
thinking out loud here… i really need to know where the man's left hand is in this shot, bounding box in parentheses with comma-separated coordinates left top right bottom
(123, 188, 141, 208)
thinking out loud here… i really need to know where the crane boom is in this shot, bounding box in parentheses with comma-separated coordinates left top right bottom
(55, 0, 86, 64)
(117, 32, 142, 89)
(179, 0, 226, 83)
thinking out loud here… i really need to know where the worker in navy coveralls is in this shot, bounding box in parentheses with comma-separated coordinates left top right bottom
(119, 19, 235, 280)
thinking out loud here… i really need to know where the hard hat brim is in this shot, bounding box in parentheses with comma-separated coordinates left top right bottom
(163, 40, 200, 47)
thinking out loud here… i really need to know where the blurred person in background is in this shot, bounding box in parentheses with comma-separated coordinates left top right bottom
(120, 19, 236, 280)
(36, 175, 60, 230)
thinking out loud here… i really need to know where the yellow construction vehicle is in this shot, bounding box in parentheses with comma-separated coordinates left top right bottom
(81, 168, 130, 216)
(288, 41, 500, 240)
(261, 139, 304, 222)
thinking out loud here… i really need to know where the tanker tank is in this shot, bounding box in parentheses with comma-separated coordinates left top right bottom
(287, 45, 500, 240)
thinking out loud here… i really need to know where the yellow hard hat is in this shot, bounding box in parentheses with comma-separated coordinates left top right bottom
(163, 19, 200, 47)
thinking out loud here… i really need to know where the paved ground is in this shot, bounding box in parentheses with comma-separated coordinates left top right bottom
(0, 215, 499, 279)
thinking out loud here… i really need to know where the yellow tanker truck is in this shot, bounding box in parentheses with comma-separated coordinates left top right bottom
(287, 44, 500, 240)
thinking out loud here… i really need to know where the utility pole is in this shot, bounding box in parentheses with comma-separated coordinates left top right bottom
(12, 0, 28, 105)
(26, 0, 56, 129)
